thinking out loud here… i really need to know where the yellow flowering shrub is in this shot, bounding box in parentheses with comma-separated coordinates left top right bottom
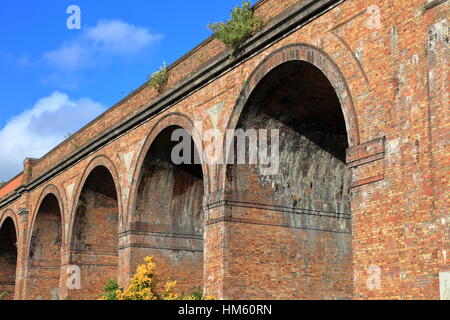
(99, 256, 214, 300)
(117, 256, 161, 300)
(161, 281, 181, 300)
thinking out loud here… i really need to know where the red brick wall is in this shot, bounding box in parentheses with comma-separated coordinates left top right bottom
(0, 174, 23, 199)
(0, 0, 448, 300)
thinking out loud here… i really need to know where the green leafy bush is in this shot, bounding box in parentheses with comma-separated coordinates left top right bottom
(100, 279, 121, 300)
(148, 62, 168, 93)
(183, 286, 207, 300)
(208, 1, 264, 55)
(0, 291, 7, 300)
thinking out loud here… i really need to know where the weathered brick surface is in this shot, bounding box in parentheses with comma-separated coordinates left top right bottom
(62, 165, 119, 300)
(211, 57, 353, 299)
(24, 193, 62, 300)
(127, 126, 204, 293)
(0, 0, 448, 300)
(0, 214, 17, 300)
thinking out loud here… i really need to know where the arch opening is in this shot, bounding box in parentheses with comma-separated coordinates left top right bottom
(26, 194, 62, 300)
(131, 125, 204, 293)
(0, 217, 17, 300)
(69, 165, 119, 299)
(226, 60, 353, 299)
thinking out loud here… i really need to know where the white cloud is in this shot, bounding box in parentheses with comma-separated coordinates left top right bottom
(0, 51, 32, 68)
(86, 20, 159, 54)
(43, 20, 162, 70)
(43, 42, 86, 70)
(0, 92, 106, 181)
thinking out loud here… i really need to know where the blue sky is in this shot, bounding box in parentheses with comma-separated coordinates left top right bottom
(0, 0, 245, 181)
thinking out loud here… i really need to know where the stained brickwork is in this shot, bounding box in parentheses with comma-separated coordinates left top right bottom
(0, 0, 448, 300)
(25, 194, 62, 300)
(128, 126, 204, 293)
(64, 166, 119, 300)
(217, 60, 352, 299)
(0, 216, 17, 300)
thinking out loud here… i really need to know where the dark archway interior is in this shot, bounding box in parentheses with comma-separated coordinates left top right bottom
(27, 194, 62, 300)
(136, 126, 204, 234)
(226, 60, 353, 299)
(229, 61, 350, 212)
(133, 125, 204, 292)
(247, 61, 347, 158)
(70, 166, 119, 299)
(0, 218, 17, 300)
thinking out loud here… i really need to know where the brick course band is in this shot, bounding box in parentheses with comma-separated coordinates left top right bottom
(204, 200, 352, 219)
(204, 216, 352, 235)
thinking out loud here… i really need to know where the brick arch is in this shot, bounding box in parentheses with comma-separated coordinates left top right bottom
(67, 155, 123, 244)
(0, 209, 19, 300)
(26, 184, 65, 255)
(227, 43, 360, 146)
(0, 209, 18, 238)
(126, 112, 207, 293)
(128, 112, 209, 226)
(64, 154, 122, 299)
(24, 185, 65, 300)
(212, 43, 356, 299)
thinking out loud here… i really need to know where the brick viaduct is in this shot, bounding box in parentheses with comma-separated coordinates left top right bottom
(0, 0, 448, 300)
